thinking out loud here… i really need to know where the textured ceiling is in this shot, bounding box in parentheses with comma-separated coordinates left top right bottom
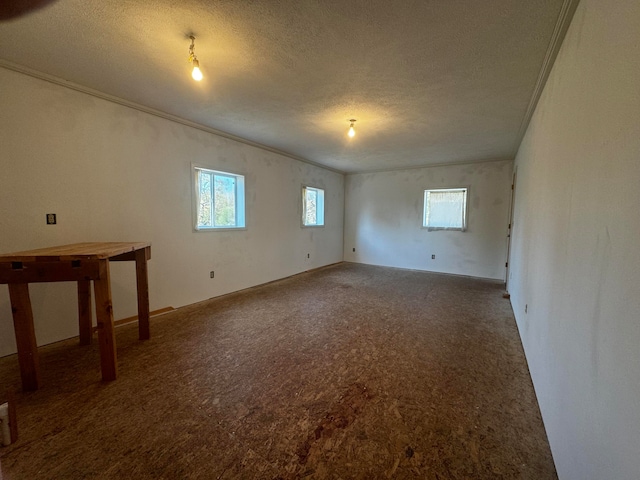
(0, 0, 573, 173)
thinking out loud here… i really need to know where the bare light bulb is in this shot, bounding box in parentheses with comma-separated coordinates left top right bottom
(191, 59, 203, 81)
(348, 120, 356, 138)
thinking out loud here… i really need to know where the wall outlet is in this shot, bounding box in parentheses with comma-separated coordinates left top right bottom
(353, 247, 356, 252)
(525, 304, 528, 313)
(46, 213, 57, 225)
(431, 254, 435, 259)
(307, 253, 310, 258)
(210, 271, 214, 278)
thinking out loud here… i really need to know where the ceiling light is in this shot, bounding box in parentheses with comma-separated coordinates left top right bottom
(348, 119, 356, 138)
(191, 59, 203, 81)
(188, 35, 203, 81)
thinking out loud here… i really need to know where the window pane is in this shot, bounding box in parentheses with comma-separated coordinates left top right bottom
(424, 188, 467, 230)
(197, 171, 212, 227)
(305, 188, 317, 225)
(214, 175, 236, 227)
(194, 167, 245, 231)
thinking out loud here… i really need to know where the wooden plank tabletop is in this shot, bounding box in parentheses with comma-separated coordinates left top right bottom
(0, 242, 151, 262)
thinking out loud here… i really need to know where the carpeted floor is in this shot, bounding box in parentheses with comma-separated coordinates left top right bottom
(0, 262, 556, 479)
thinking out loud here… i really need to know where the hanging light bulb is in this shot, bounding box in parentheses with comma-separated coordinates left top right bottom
(191, 59, 203, 81)
(188, 35, 203, 81)
(348, 119, 356, 138)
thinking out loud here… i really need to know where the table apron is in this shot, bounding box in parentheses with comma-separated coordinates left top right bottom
(0, 260, 103, 284)
(110, 247, 151, 262)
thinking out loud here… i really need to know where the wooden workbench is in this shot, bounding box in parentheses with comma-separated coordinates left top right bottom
(0, 242, 151, 391)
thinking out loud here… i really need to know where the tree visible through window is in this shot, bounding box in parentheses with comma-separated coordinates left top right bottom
(194, 167, 245, 230)
(302, 186, 325, 226)
(423, 187, 468, 231)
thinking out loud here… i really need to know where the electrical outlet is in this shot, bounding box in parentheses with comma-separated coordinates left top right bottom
(353, 247, 356, 252)
(431, 254, 435, 259)
(525, 304, 528, 313)
(307, 253, 310, 258)
(46, 213, 57, 225)
(210, 271, 214, 278)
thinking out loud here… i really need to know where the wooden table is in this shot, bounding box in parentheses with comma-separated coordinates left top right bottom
(0, 242, 151, 391)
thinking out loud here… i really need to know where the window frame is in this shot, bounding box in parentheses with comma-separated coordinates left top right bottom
(301, 185, 325, 228)
(192, 164, 246, 232)
(422, 186, 469, 231)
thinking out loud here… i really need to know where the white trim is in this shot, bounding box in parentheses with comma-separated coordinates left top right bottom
(345, 157, 514, 176)
(192, 164, 246, 231)
(512, 0, 581, 154)
(422, 186, 469, 231)
(301, 185, 325, 228)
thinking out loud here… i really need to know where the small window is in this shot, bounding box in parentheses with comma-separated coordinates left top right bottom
(194, 166, 245, 230)
(302, 186, 325, 227)
(423, 187, 468, 231)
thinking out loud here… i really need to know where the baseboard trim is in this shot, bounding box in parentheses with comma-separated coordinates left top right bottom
(92, 306, 175, 332)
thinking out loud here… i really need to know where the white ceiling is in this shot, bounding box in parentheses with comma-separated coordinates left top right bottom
(0, 0, 576, 173)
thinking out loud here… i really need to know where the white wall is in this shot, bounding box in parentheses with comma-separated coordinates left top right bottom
(508, 0, 640, 478)
(343, 160, 512, 280)
(0, 68, 344, 357)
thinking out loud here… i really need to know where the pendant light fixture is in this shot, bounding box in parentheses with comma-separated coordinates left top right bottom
(188, 35, 203, 81)
(348, 119, 357, 138)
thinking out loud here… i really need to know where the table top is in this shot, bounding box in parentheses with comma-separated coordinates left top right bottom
(0, 242, 151, 262)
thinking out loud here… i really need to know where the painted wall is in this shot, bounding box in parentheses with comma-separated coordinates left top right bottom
(343, 160, 512, 280)
(508, 0, 640, 478)
(0, 68, 344, 357)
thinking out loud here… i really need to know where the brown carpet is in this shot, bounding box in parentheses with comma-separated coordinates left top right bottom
(0, 262, 556, 479)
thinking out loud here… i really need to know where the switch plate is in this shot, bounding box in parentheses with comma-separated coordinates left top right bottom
(210, 271, 214, 278)
(46, 213, 57, 225)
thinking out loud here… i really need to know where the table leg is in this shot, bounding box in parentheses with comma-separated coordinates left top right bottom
(77, 279, 93, 345)
(135, 247, 150, 341)
(93, 260, 117, 381)
(8, 283, 40, 391)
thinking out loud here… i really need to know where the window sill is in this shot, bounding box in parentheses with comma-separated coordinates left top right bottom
(422, 227, 466, 232)
(194, 227, 247, 232)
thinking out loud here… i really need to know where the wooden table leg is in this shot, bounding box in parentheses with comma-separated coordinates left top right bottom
(135, 247, 150, 341)
(93, 260, 117, 381)
(8, 389, 18, 443)
(8, 283, 40, 391)
(77, 279, 93, 345)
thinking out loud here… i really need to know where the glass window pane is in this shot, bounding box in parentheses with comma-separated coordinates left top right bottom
(194, 167, 245, 231)
(302, 186, 325, 227)
(305, 188, 317, 225)
(197, 171, 212, 227)
(214, 175, 236, 227)
(424, 188, 467, 230)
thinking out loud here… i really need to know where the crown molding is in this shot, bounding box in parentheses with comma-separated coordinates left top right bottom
(344, 157, 514, 176)
(0, 59, 345, 175)
(513, 0, 581, 155)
